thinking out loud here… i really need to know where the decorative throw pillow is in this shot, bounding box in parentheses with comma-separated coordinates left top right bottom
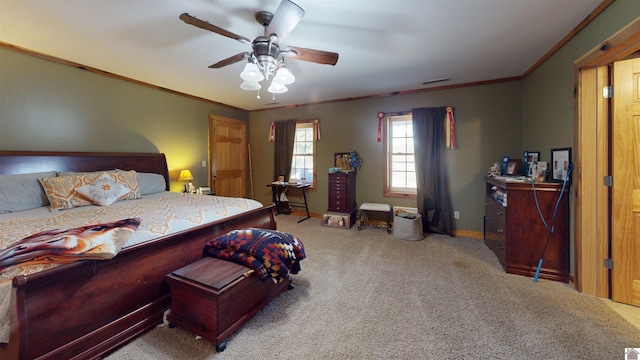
(113, 170, 142, 199)
(40, 175, 95, 211)
(58, 170, 141, 200)
(75, 173, 131, 206)
(0, 218, 142, 271)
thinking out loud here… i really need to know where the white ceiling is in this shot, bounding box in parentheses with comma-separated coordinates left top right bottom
(0, 0, 604, 111)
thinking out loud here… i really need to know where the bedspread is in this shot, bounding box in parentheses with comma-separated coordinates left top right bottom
(0, 192, 262, 342)
(203, 228, 305, 283)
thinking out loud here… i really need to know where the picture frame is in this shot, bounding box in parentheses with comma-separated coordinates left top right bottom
(334, 152, 356, 173)
(536, 161, 548, 181)
(505, 159, 522, 175)
(524, 151, 540, 178)
(550, 147, 572, 183)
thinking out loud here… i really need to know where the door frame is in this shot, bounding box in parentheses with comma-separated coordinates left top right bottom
(575, 17, 640, 297)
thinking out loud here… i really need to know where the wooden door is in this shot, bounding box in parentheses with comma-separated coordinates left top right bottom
(611, 57, 640, 305)
(209, 115, 247, 198)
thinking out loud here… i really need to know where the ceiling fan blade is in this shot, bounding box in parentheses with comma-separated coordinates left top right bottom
(180, 13, 251, 45)
(209, 52, 251, 69)
(283, 46, 339, 66)
(265, 0, 305, 42)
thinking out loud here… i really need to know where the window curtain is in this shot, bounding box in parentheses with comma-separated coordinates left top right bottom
(412, 107, 454, 236)
(273, 119, 297, 181)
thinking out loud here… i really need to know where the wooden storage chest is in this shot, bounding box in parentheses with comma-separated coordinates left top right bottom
(166, 257, 291, 351)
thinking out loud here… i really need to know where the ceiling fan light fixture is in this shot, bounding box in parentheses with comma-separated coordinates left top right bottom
(240, 80, 262, 91)
(268, 81, 288, 94)
(273, 64, 295, 85)
(240, 62, 264, 82)
(181, 1, 339, 102)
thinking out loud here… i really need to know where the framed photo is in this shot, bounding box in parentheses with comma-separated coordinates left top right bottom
(334, 152, 356, 173)
(524, 151, 540, 177)
(536, 161, 548, 181)
(551, 147, 572, 183)
(505, 159, 521, 175)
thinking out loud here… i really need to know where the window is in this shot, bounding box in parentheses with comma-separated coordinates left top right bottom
(384, 114, 416, 198)
(290, 121, 316, 189)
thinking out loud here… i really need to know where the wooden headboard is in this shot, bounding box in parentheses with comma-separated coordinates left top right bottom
(0, 151, 170, 190)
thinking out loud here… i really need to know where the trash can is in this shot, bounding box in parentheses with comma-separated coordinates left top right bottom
(392, 207, 424, 241)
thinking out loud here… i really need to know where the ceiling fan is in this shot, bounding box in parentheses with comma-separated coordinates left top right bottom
(180, 0, 339, 95)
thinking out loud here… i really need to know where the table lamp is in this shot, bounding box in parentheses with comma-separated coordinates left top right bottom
(178, 169, 194, 193)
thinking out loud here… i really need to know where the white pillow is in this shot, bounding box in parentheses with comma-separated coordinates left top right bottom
(75, 173, 131, 206)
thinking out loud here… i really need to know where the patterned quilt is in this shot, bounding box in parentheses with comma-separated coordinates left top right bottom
(203, 228, 306, 283)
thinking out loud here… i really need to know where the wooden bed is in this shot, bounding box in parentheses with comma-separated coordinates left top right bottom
(0, 151, 277, 360)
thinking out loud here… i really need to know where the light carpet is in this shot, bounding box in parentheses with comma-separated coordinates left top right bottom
(105, 214, 640, 359)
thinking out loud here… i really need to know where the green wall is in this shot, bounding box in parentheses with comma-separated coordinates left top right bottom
(249, 0, 640, 236)
(1, 0, 638, 237)
(249, 81, 523, 233)
(522, 0, 639, 154)
(521, 0, 640, 267)
(0, 47, 247, 192)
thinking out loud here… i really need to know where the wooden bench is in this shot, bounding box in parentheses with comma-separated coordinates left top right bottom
(165, 257, 292, 351)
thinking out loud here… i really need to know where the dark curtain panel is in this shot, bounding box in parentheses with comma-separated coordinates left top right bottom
(412, 107, 454, 236)
(273, 119, 297, 181)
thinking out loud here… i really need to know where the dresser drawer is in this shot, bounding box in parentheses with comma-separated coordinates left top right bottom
(327, 173, 356, 213)
(484, 198, 505, 223)
(484, 196, 506, 268)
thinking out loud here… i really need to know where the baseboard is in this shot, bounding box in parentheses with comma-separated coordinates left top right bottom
(288, 209, 483, 239)
(289, 210, 321, 218)
(453, 230, 484, 239)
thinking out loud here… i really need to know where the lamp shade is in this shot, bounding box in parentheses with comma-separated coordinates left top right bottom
(178, 169, 193, 181)
(240, 63, 264, 82)
(240, 80, 262, 91)
(273, 65, 295, 85)
(268, 81, 288, 94)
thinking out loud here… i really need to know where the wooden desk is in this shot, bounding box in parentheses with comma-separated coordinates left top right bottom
(267, 182, 311, 223)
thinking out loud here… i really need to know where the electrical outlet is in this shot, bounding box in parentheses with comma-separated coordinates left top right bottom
(454, 211, 460, 219)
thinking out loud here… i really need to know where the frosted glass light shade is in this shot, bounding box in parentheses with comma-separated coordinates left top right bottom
(240, 81, 262, 90)
(268, 81, 288, 94)
(240, 63, 264, 82)
(273, 66, 295, 85)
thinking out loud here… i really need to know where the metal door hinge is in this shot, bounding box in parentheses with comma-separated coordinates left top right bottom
(604, 258, 613, 269)
(604, 175, 613, 187)
(602, 86, 613, 99)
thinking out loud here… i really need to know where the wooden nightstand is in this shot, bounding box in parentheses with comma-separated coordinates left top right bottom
(165, 257, 291, 351)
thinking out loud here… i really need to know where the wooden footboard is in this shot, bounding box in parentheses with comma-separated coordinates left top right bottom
(0, 205, 276, 360)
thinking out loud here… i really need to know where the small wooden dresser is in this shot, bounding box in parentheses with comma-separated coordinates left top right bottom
(166, 257, 291, 351)
(327, 172, 356, 212)
(484, 176, 569, 282)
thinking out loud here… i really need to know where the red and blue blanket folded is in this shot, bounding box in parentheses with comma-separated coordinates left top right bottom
(203, 228, 305, 283)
